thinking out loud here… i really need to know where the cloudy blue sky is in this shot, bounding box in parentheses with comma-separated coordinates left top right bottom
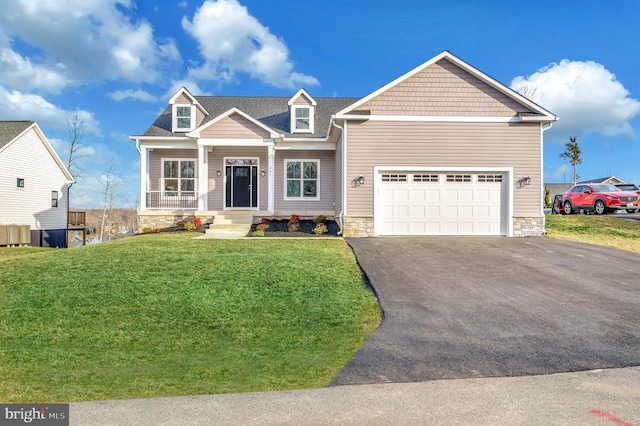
(1, 0, 639, 207)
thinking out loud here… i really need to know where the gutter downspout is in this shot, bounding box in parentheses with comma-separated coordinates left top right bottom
(331, 118, 346, 235)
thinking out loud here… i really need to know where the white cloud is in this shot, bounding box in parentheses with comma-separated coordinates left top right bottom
(178, 1, 188, 7)
(163, 79, 213, 100)
(182, 0, 319, 89)
(0, 0, 181, 90)
(0, 86, 100, 135)
(109, 89, 158, 102)
(546, 164, 571, 183)
(511, 60, 640, 138)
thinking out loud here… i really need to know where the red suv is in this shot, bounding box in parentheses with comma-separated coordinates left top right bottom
(562, 184, 639, 215)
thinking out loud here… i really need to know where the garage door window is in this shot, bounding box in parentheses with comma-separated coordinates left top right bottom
(413, 174, 439, 182)
(478, 174, 503, 182)
(446, 174, 471, 182)
(382, 174, 407, 182)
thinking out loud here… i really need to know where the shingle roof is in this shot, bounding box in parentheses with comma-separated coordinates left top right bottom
(142, 97, 359, 138)
(0, 121, 33, 149)
(578, 176, 626, 184)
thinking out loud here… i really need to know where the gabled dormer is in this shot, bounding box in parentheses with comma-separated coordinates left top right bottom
(288, 88, 317, 134)
(169, 87, 209, 133)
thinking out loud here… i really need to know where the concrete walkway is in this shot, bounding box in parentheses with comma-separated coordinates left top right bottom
(71, 367, 639, 425)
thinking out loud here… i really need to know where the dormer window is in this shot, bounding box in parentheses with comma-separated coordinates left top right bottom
(292, 106, 314, 133)
(173, 105, 195, 132)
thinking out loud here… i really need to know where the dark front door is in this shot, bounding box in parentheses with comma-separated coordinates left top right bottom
(226, 165, 258, 208)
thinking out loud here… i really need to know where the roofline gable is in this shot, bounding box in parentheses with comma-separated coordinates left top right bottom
(336, 50, 558, 122)
(169, 87, 209, 116)
(287, 88, 317, 106)
(0, 122, 74, 183)
(187, 107, 281, 139)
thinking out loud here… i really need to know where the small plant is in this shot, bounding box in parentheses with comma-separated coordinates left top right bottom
(288, 214, 300, 232)
(152, 227, 160, 233)
(176, 220, 187, 229)
(141, 227, 152, 234)
(314, 215, 327, 224)
(184, 222, 196, 231)
(313, 223, 328, 235)
(192, 217, 202, 227)
(251, 229, 265, 237)
(256, 216, 269, 232)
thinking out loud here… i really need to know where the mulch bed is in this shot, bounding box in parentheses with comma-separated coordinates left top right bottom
(248, 220, 340, 237)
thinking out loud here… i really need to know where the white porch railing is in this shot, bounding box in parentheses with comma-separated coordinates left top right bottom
(145, 191, 198, 209)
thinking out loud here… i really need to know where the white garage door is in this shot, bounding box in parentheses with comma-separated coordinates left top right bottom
(378, 172, 507, 236)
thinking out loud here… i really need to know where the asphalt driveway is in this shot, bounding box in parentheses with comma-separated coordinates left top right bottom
(331, 237, 640, 385)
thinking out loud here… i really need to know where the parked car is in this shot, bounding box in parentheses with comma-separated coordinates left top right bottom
(561, 184, 639, 215)
(615, 184, 640, 213)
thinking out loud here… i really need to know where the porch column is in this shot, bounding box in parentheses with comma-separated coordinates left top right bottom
(268, 145, 275, 213)
(139, 145, 147, 210)
(197, 144, 208, 211)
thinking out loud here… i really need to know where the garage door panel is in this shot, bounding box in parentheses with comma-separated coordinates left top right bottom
(378, 171, 507, 236)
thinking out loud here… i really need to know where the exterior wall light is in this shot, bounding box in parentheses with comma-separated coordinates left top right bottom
(523, 176, 531, 185)
(358, 175, 365, 185)
(216, 169, 222, 176)
(260, 169, 266, 177)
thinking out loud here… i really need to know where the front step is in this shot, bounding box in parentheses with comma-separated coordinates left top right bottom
(204, 214, 254, 238)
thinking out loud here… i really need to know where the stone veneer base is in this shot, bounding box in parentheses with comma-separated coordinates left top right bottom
(512, 216, 546, 237)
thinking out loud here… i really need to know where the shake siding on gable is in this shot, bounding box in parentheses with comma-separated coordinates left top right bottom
(274, 150, 335, 213)
(0, 128, 69, 229)
(292, 94, 313, 106)
(200, 115, 271, 139)
(207, 146, 268, 211)
(345, 120, 541, 217)
(174, 94, 191, 104)
(148, 149, 197, 192)
(359, 59, 533, 117)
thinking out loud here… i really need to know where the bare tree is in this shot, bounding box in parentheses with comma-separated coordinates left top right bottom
(515, 84, 540, 103)
(66, 114, 91, 178)
(98, 158, 123, 242)
(559, 136, 582, 186)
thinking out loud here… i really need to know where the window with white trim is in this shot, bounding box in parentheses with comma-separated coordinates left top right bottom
(291, 106, 314, 133)
(163, 159, 196, 197)
(173, 105, 194, 131)
(51, 191, 59, 208)
(285, 160, 319, 199)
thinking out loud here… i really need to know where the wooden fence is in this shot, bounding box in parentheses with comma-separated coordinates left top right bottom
(0, 225, 31, 246)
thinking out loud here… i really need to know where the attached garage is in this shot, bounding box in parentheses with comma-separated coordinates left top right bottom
(374, 168, 512, 236)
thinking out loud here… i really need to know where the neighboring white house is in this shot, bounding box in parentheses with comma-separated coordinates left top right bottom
(0, 121, 75, 247)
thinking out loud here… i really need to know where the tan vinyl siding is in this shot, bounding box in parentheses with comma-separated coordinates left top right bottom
(195, 107, 205, 128)
(0, 128, 70, 229)
(292, 93, 313, 106)
(148, 149, 198, 191)
(207, 147, 268, 210)
(359, 59, 533, 117)
(200, 114, 271, 139)
(174, 93, 191, 105)
(345, 120, 541, 216)
(274, 150, 335, 212)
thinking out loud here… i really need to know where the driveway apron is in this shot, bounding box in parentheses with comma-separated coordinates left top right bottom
(331, 237, 640, 385)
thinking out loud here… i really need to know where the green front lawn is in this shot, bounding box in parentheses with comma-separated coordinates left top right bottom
(0, 234, 381, 402)
(546, 214, 640, 253)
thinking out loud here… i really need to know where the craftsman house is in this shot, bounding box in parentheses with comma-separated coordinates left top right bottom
(131, 51, 557, 237)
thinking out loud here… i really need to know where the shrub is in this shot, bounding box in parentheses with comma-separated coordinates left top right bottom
(141, 227, 152, 234)
(251, 229, 265, 237)
(314, 215, 327, 224)
(184, 222, 196, 231)
(192, 217, 202, 227)
(313, 223, 328, 235)
(152, 228, 161, 233)
(288, 214, 300, 232)
(176, 220, 187, 229)
(256, 223, 269, 232)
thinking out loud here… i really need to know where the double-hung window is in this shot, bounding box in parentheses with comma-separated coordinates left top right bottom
(51, 191, 59, 207)
(285, 160, 319, 200)
(163, 159, 196, 197)
(173, 105, 194, 131)
(291, 106, 313, 133)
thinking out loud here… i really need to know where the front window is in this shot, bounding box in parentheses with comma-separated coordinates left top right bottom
(285, 160, 319, 199)
(174, 105, 193, 131)
(163, 159, 196, 197)
(51, 191, 59, 207)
